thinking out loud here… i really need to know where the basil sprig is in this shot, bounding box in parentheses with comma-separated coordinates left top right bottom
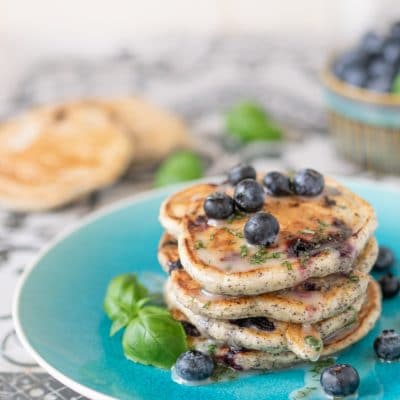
(226, 101, 283, 143)
(103, 274, 187, 369)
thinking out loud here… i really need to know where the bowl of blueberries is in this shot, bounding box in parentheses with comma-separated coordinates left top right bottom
(322, 20, 400, 174)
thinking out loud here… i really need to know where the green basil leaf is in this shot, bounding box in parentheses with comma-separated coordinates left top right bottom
(103, 274, 148, 320)
(154, 151, 204, 188)
(226, 101, 283, 143)
(110, 314, 130, 336)
(122, 306, 187, 369)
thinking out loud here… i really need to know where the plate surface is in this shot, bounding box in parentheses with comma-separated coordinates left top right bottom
(13, 179, 400, 400)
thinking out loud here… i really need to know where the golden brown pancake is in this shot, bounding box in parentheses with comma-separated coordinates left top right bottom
(0, 100, 133, 211)
(166, 278, 370, 361)
(104, 97, 190, 164)
(159, 232, 377, 322)
(172, 177, 377, 295)
(171, 279, 381, 370)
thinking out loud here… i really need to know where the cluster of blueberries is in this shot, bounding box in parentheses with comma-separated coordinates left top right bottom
(332, 21, 400, 92)
(203, 164, 324, 246)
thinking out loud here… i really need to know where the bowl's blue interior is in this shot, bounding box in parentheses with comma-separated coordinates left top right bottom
(16, 180, 400, 400)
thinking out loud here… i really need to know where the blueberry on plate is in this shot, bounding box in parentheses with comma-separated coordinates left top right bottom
(228, 163, 257, 185)
(293, 169, 324, 197)
(263, 171, 292, 196)
(374, 329, 400, 361)
(203, 192, 234, 219)
(320, 364, 360, 397)
(175, 350, 214, 381)
(373, 246, 395, 271)
(378, 273, 400, 299)
(244, 212, 279, 246)
(234, 179, 265, 213)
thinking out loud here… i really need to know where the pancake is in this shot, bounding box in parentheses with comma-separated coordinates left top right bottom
(160, 235, 377, 323)
(175, 177, 377, 295)
(171, 279, 381, 370)
(158, 232, 378, 275)
(0, 101, 133, 211)
(104, 97, 190, 165)
(166, 278, 369, 361)
(159, 183, 217, 237)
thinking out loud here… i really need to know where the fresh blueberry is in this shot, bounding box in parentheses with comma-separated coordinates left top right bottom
(378, 273, 400, 299)
(263, 171, 292, 196)
(367, 58, 396, 79)
(203, 192, 234, 219)
(293, 169, 325, 197)
(234, 179, 265, 213)
(366, 76, 393, 93)
(175, 350, 214, 381)
(341, 64, 368, 87)
(228, 163, 257, 185)
(374, 329, 400, 361)
(360, 31, 383, 55)
(320, 364, 360, 397)
(391, 21, 400, 39)
(373, 246, 395, 271)
(168, 259, 182, 274)
(382, 38, 400, 65)
(244, 212, 279, 246)
(332, 50, 368, 79)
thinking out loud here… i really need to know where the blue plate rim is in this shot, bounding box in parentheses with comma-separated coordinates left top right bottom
(11, 176, 400, 399)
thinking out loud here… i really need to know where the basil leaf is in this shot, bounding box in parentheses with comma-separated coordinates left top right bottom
(110, 314, 130, 336)
(122, 306, 187, 369)
(103, 274, 148, 321)
(226, 101, 282, 143)
(392, 73, 400, 94)
(154, 151, 204, 188)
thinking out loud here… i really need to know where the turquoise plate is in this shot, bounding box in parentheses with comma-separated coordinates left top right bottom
(13, 179, 400, 400)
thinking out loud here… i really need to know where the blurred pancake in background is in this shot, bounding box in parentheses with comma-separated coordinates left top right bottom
(0, 97, 190, 212)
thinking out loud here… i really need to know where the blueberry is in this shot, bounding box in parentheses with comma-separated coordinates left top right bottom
(320, 364, 360, 397)
(373, 246, 395, 271)
(366, 76, 393, 93)
(333, 50, 368, 79)
(203, 192, 234, 219)
(234, 179, 265, 213)
(341, 64, 368, 87)
(231, 317, 275, 331)
(175, 350, 214, 381)
(263, 171, 292, 196)
(244, 212, 279, 246)
(382, 38, 400, 65)
(360, 31, 383, 55)
(374, 329, 400, 361)
(168, 259, 182, 274)
(378, 273, 400, 299)
(391, 21, 400, 39)
(228, 163, 256, 185)
(293, 169, 324, 197)
(367, 58, 395, 79)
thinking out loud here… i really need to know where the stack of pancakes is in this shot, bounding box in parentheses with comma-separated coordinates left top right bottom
(158, 176, 381, 371)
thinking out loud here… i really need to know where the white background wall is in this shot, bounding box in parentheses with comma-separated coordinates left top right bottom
(2, 0, 399, 57)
